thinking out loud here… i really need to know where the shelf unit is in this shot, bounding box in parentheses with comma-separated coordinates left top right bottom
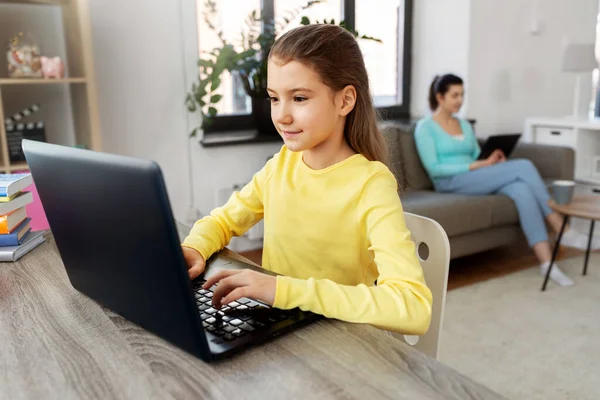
(0, 0, 101, 173)
(523, 117, 600, 185)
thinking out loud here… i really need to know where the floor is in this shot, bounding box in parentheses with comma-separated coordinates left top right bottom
(439, 252, 600, 400)
(239, 242, 586, 291)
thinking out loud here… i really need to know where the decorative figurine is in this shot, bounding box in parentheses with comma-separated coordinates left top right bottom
(40, 56, 65, 79)
(6, 32, 42, 78)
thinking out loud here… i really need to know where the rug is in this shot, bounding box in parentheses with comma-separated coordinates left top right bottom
(438, 253, 600, 400)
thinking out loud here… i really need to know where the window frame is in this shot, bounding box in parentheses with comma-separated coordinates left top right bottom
(200, 0, 413, 141)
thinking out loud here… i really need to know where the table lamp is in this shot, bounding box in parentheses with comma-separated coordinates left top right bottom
(561, 42, 598, 117)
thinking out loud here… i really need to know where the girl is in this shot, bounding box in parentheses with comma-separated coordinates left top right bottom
(414, 73, 599, 287)
(181, 24, 432, 334)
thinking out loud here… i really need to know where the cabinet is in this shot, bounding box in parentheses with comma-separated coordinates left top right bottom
(523, 117, 600, 237)
(0, 0, 101, 173)
(533, 126, 576, 149)
(523, 117, 600, 185)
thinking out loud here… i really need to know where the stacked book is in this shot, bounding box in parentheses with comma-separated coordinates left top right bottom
(0, 173, 45, 262)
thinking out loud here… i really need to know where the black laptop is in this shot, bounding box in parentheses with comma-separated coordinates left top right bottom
(477, 133, 521, 160)
(22, 139, 320, 362)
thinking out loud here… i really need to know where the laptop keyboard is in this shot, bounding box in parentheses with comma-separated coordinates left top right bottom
(194, 280, 292, 342)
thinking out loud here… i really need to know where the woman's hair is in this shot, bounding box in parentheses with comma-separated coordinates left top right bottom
(269, 24, 389, 168)
(428, 74, 463, 111)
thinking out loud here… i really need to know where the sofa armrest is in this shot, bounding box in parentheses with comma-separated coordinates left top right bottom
(510, 143, 575, 180)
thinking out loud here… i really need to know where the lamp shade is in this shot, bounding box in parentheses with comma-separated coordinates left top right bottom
(562, 43, 597, 72)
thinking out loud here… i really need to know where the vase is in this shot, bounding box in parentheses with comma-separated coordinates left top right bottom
(251, 96, 279, 138)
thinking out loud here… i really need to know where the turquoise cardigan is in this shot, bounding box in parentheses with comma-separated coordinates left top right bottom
(414, 116, 481, 182)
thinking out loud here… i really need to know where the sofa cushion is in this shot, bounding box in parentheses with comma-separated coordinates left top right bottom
(379, 122, 403, 183)
(488, 194, 519, 227)
(399, 132, 434, 191)
(402, 191, 510, 236)
(380, 122, 433, 191)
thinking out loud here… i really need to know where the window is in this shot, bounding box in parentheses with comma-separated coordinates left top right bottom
(195, 0, 413, 141)
(274, 0, 342, 35)
(196, 0, 260, 115)
(355, 0, 403, 107)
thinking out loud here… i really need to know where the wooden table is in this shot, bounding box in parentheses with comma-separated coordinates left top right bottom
(0, 232, 505, 400)
(543, 195, 600, 291)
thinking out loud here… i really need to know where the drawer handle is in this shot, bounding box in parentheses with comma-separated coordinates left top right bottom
(593, 189, 600, 194)
(550, 131, 561, 136)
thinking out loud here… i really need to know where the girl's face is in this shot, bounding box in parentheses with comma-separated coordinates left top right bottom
(267, 58, 353, 153)
(437, 84, 464, 114)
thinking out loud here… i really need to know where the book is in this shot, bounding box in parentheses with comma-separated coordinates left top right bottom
(0, 206, 27, 234)
(0, 191, 33, 216)
(0, 218, 31, 246)
(0, 173, 33, 198)
(0, 192, 22, 203)
(0, 230, 45, 262)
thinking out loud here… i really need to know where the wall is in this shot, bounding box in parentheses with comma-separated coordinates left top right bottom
(411, 0, 598, 136)
(0, 4, 75, 146)
(90, 0, 197, 224)
(90, 0, 279, 250)
(410, 0, 471, 118)
(467, 0, 598, 136)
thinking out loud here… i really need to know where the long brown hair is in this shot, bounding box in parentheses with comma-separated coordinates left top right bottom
(269, 24, 390, 168)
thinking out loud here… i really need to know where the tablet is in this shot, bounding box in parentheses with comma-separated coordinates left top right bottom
(477, 134, 521, 160)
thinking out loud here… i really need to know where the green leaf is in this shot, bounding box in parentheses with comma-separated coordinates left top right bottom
(208, 107, 218, 117)
(202, 115, 213, 127)
(190, 128, 198, 137)
(359, 34, 382, 43)
(210, 94, 222, 103)
(197, 81, 208, 92)
(300, 16, 310, 25)
(236, 49, 257, 61)
(210, 77, 221, 91)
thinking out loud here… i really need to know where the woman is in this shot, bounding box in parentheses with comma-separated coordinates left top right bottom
(414, 73, 597, 287)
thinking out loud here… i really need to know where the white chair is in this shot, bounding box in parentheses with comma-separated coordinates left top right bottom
(391, 211, 450, 360)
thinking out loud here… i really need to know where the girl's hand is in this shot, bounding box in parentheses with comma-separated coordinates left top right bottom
(181, 246, 206, 280)
(202, 269, 277, 308)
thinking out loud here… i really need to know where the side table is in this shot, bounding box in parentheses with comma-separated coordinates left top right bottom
(542, 195, 600, 291)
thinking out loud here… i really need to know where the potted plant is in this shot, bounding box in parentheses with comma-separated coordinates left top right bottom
(186, 0, 380, 137)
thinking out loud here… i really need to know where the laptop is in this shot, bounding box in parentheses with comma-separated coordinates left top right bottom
(477, 133, 521, 160)
(22, 139, 320, 362)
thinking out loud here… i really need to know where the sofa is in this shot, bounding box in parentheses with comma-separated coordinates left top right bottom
(380, 121, 575, 259)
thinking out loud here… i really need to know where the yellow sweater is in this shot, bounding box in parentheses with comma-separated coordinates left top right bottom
(182, 146, 432, 335)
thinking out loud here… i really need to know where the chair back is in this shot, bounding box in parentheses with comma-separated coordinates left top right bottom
(395, 211, 450, 359)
